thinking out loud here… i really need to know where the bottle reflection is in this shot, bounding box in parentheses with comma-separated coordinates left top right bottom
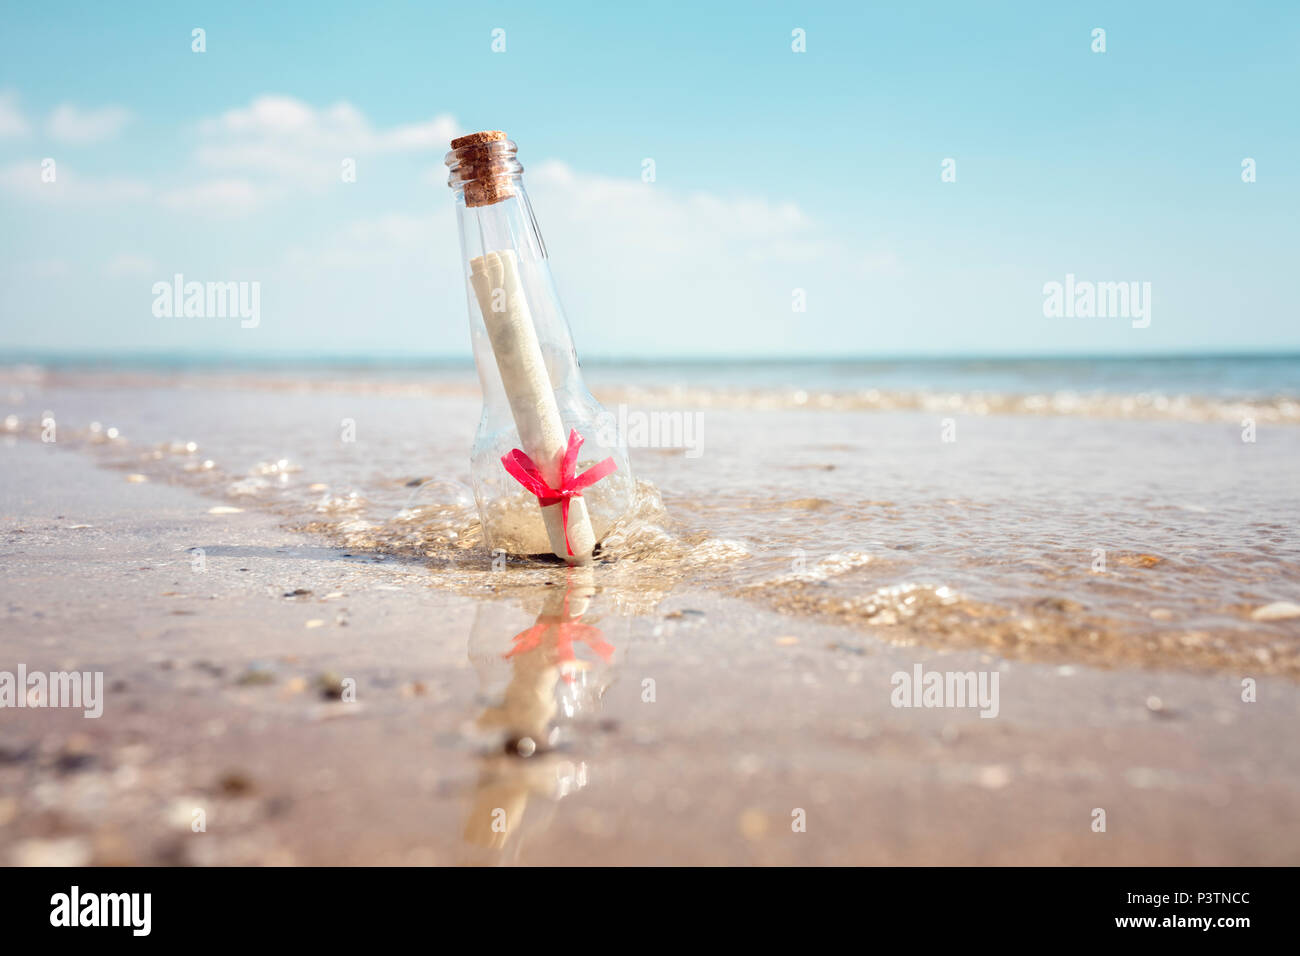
(462, 566, 615, 858)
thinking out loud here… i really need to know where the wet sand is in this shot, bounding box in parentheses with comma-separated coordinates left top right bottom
(3, 440, 1299, 865)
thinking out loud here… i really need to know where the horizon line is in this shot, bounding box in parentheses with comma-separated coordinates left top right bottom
(2, 348, 1300, 367)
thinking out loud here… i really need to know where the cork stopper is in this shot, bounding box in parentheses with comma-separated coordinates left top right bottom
(446, 130, 519, 207)
(451, 130, 507, 150)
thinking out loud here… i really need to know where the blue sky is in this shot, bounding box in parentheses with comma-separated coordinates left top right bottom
(0, 1, 1296, 359)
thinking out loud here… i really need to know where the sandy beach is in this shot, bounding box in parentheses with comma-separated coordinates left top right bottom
(2, 362, 1298, 865)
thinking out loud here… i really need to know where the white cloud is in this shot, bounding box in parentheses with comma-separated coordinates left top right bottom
(528, 160, 832, 263)
(0, 95, 900, 355)
(25, 258, 71, 279)
(277, 160, 887, 355)
(0, 163, 254, 218)
(1, 94, 905, 354)
(0, 90, 31, 138)
(285, 211, 443, 271)
(47, 103, 131, 144)
(862, 249, 903, 276)
(103, 253, 157, 278)
(2, 95, 460, 219)
(0, 161, 151, 203)
(160, 178, 262, 217)
(524, 163, 857, 352)
(286, 162, 853, 279)
(194, 95, 458, 188)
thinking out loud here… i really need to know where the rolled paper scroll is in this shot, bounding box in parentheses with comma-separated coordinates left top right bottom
(468, 248, 597, 564)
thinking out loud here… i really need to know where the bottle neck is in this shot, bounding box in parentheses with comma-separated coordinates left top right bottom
(447, 134, 548, 264)
(451, 183, 548, 269)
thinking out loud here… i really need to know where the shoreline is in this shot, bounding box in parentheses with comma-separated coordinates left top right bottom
(3, 440, 1299, 864)
(5, 363, 1300, 426)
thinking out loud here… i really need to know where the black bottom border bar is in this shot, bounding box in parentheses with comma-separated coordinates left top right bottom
(0, 865, 1283, 941)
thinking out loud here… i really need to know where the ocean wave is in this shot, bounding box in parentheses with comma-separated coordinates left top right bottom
(4, 364, 1296, 424)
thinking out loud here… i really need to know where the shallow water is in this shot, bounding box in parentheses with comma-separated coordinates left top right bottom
(4, 358, 1298, 677)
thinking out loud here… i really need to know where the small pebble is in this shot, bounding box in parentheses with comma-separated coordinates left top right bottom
(1251, 601, 1300, 622)
(235, 666, 274, 686)
(738, 808, 769, 840)
(12, 837, 91, 867)
(316, 672, 345, 699)
(219, 772, 255, 796)
(978, 765, 1011, 790)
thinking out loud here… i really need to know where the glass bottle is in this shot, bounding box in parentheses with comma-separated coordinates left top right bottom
(445, 131, 635, 565)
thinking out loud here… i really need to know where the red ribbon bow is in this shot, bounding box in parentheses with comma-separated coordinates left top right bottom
(501, 428, 617, 556)
(505, 587, 614, 682)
